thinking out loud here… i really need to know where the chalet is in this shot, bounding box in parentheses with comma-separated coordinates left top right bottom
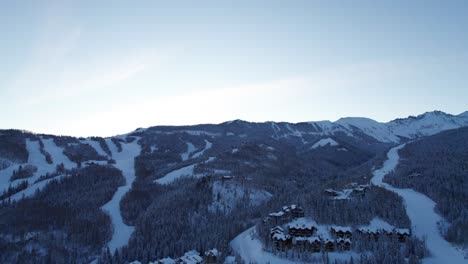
(158, 257, 176, 264)
(324, 239, 335, 252)
(330, 226, 352, 238)
(177, 251, 203, 264)
(270, 226, 284, 237)
(204, 249, 220, 264)
(287, 222, 317, 237)
(297, 237, 321, 252)
(336, 238, 352, 251)
(357, 228, 380, 241)
(396, 228, 411, 242)
(352, 184, 370, 197)
(221, 175, 234, 181)
(290, 205, 305, 218)
(269, 211, 286, 224)
(272, 233, 292, 251)
(324, 189, 340, 197)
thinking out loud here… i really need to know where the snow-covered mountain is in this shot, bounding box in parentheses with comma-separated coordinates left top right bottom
(1, 110, 467, 264)
(293, 110, 468, 143)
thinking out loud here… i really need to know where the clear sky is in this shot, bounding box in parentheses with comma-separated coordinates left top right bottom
(1, 0, 468, 137)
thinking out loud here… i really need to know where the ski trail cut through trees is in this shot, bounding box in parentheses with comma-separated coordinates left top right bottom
(371, 144, 466, 264)
(101, 138, 141, 253)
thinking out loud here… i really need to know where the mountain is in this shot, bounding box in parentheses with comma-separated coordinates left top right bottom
(135, 110, 468, 144)
(0, 110, 467, 264)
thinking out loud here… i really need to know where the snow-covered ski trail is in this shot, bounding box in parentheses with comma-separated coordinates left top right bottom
(101, 138, 141, 252)
(371, 144, 466, 264)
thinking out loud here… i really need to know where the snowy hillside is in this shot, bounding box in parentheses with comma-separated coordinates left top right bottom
(1, 110, 467, 264)
(322, 111, 468, 143)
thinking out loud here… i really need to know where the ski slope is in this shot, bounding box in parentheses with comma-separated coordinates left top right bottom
(82, 138, 109, 157)
(180, 142, 196, 161)
(371, 144, 466, 264)
(101, 138, 141, 252)
(42, 138, 76, 168)
(192, 140, 212, 158)
(311, 138, 339, 149)
(154, 157, 215, 185)
(0, 138, 78, 202)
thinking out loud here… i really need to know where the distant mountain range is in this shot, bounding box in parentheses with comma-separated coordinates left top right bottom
(132, 110, 468, 144)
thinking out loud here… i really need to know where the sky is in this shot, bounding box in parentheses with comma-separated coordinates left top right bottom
(1, 0, 468, 137)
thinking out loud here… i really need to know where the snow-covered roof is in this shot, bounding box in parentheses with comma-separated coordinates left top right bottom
(179, 250, 203, 264)
(272, 233, 290, 241)
(157, 257, 176, 264)
(330, 226, 352, 233)
(287, 218, 318, 229)
(337, 238, 352, 244)
(269, 211, 285, 217)
(288, 222, 316, 230)
(358, 218, 396, 233)
(396, 228, 410, 235)
(205, 248, 220, 256)
(294, 236, 320, 243)
(271, 226, 284, 232)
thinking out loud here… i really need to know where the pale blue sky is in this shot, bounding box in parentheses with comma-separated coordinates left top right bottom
(1, 0, 468, 137)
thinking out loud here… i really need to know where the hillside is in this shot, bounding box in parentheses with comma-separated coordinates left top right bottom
(0, 111, 467, 263)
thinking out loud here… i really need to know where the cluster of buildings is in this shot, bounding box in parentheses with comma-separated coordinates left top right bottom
(264, 205, 411, 253)
(357, 227, 411, 242)
(323, 184, 370, 200)
(264, 204, 305, 224)
(269, 223, 352, 252)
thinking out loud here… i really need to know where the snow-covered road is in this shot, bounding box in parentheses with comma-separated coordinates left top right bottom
(101, 138, 141, 252)
(371, 144, 466, 264)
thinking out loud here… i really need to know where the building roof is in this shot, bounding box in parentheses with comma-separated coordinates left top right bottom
(330, 225, 352, 233)
(269, 211, 285, 217)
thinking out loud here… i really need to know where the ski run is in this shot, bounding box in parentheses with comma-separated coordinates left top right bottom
(371, 144, 466, 264)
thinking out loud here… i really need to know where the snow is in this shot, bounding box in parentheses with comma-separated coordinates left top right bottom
(1, 139, 77, 201)
(156, 257, 176, 264)
(23, 139, 56, 184)
(101, 138, 141, 252)
(0, 138, 80, 201)
(153, 130, 221, 137)
(357, 218, 395, 233)
(6, 174, 68, 202)
(224, 256, 236, 264)
(192, 140, 212, 158)
(231, 227, 358, 264)
(311, 138, 339, 149)
(154, 157, 215, 185)
(333, 189, 353, 200)
(285, 124, 306, 144)
(270, 122, 281, 133)
(0, 164, 21, 194)
(209, 181, 272, 214)
(179, 250, 203, 264)
(41, 138, 76, 168)
(388, 111, 468, 139)
(181, 142, 196, 161)
(371, 144, 467, 264)
(154, 164, 197, 185)
(336, 117, 400, 143)
(82, 138, 109, 157)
